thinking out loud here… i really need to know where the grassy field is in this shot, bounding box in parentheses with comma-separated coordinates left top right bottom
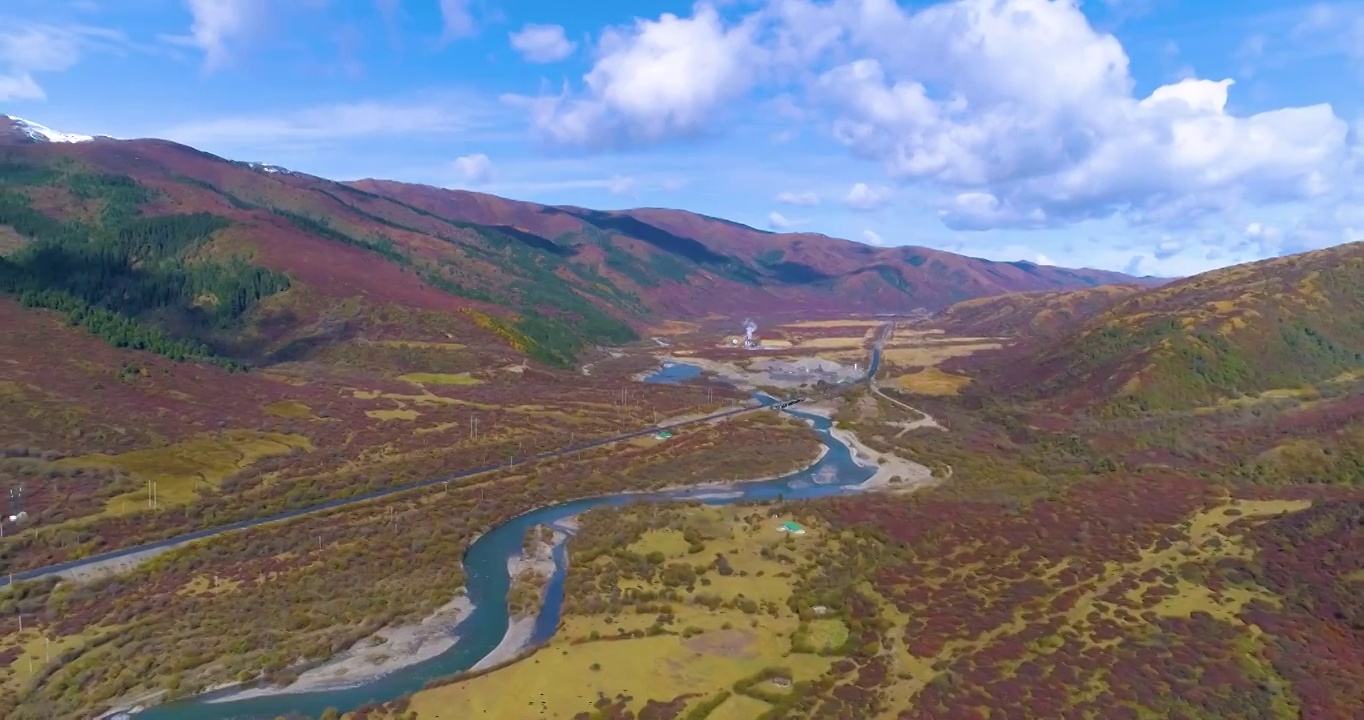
(396, 373, 482, 386)
(51, 431, 312, 513)
(649, 320, 702, 336)
(372, 340, 467, 351)
(374, 473, 1354, 720)
(400, 505, 839, 719)
(878, 341, 1001, 369)
(781, 319, 886, 329)
(892, 367, 971, 395)
(0, 412, 825, 718)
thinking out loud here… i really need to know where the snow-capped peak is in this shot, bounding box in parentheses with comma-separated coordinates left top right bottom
(3, 115, 96, 143)
(235, 160, 304, 177)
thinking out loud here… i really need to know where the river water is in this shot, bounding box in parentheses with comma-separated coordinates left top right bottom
(137, 372, 874, 719)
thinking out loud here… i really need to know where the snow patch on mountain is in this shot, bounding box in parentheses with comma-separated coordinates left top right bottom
(3, 116, 97, 143)
(234, 160, 310, 178)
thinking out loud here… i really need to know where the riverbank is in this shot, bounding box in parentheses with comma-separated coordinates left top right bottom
(204, 593, 475, 703)
(797, 399, 935, 492)
(472, 525, 572, 671)
(121, 401, 896, 716)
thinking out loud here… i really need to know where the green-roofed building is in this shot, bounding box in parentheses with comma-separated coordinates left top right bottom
(778, 521, 806, 535)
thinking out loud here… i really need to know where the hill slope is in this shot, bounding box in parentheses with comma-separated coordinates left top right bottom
(0, 115, 1154, 370)
(996, 243, 1364, 413)
(932, 283, 1147, 339)
(352, 178, 1148, 316)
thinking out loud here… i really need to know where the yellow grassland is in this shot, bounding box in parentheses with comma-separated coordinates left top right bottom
(366, 409, 421, 421)
(403, 506, 836, 719)
(397, 373, 482, 386)
(878, 342, 1001, 368)
(55, 431, 312, 513)
(648, 320, 702, 336)
(371, 340, 467, 350)
(780, 319, 886, 329)
(893, 367, 971, 395)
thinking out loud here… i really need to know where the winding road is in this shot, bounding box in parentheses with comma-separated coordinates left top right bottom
(1, 342, 884, 589)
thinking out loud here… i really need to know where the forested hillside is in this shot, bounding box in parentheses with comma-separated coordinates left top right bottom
(943, 243, 1364, 415)
(0, 119, 1153, 373)
(0, 168, 287, 367)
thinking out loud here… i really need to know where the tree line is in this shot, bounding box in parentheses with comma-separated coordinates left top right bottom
(0, 170, 290, 368)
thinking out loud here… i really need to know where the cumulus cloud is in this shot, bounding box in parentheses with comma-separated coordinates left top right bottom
(510, 23, 576, 63)
(1243, 205, 1364, 257)
(516, 0, 1357, 243)
(797, 0, 1353, 230)
(453, 153, 492, 184)
(776, 190, 819, 206)
(844, 182, 892, 211)
(861, 229, 886, 246)
(513, 3, 764, 147)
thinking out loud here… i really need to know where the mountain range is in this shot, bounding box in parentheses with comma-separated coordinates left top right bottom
(0, 114, 1153, 368)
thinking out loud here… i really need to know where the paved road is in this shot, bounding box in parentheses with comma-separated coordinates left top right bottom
(1, 334, 886, 589)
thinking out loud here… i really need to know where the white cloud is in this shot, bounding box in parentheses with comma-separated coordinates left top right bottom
(608, 174, 635, 196)
(793, 0, 1353, 230)
(182, 0, 263, 70)
(769, 211, 796, 229)
(844, 182, 892, 211)
(512, 0, 1357, 245)
(775, 190, 819, 206)
(160, 97, 489, 146)
(1034, 253, 1055, 265)
(453, 153, 491, 184)
(516, 3, 764, 147)
(1291, 3, 1364, 61)
(439, 0, 476, 41)
(0, 21, 129, 100)
(861, 229, 886, 246)
(0, 72, 43, 100)
(510, 23, 576, 63)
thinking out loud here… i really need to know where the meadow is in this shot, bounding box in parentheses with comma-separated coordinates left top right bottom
(0, 411, 825, 718)
(358, 466, 1360, 720)
(388, 503, 850, 720)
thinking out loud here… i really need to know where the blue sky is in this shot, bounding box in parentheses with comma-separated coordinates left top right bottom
(3, 0, 1362, 277)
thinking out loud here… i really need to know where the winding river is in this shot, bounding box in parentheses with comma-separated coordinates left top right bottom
(136, 374, 877, 719)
